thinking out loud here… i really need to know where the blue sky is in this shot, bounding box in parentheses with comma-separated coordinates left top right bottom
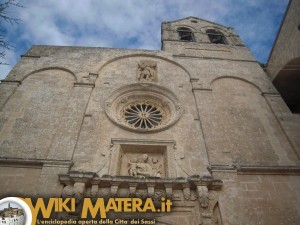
(0, 0, 289, 80)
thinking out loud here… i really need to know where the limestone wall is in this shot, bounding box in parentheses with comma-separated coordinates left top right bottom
(0, 16, 299, 224)
(213, 171, 300, 225)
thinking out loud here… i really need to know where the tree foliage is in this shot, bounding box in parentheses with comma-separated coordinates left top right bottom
(0, 0, 23, 65)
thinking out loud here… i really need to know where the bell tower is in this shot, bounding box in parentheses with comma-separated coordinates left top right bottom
(161, 16, 247, 58)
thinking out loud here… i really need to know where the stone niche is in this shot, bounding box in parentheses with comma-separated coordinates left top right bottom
(109, 139, 176, 178)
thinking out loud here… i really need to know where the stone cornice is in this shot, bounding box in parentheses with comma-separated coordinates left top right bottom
(209, 165, 300, 175)
(21, 55, 41, 58)
(173, 54, 257, 63)
(0, 80, 22, 85)
(238, 166, 300, 175)
(59, 172, 223, 190)
(74, 82, 95, 88)
(111, 138, 176, 146)
(0, 157, 73, 168)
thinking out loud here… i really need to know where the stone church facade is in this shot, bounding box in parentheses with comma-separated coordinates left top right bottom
(0, 16, 299, 225)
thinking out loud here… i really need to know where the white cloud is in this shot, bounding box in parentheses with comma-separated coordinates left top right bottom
(0, 0, 289, 80)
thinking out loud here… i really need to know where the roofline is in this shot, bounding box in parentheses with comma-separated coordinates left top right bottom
(266, 0, 291, 66)
(162, 16, 232, 30)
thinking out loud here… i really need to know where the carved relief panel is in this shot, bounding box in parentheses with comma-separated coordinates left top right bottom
(109, 139, 176, 178)
(121, 152, 165, 178)
(137, 60, 157, 82)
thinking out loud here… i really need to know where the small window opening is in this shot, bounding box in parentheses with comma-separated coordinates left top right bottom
(177, 27, 194, 42)
(206, 29, 227, 44)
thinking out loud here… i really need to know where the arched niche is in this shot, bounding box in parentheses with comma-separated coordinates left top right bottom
(210, 76, 263, 93)
(89, 54, 192, 114)
(21, 67, 77, 83)
(95, 54, 191, 81)
(199, 77, 296, 165)
(0, 69, 75, 159)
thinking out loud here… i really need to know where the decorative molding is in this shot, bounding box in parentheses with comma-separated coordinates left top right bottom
(238, 166, 300, 175)
(192, 88, 212, 92)
(186, 47, 230, 52)
(209, 165, 300, 175)
(261, 92, 281, 97)
(74, 82, 95, 88)
(208, 165, 237, 172)
(59, 172, 223, 192)
(173, 54, 257, 63)
(0, 157, 73, 169)
(0, 80, 22, 85)
(111, 138, 176, 146)
(21, 55, 41, 58)
(59, 172, 222, 223)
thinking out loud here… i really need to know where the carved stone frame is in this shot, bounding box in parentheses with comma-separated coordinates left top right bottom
(105, 83, 183, 133)
(109, 138, 177, 178)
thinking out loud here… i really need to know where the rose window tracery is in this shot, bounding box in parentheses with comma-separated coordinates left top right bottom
(105, 84, 183, 133)
(123, 103, 164, 129)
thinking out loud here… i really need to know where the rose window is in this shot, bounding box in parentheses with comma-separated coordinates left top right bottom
(123, 103, 164, 129)
(105, 84, 183, 133)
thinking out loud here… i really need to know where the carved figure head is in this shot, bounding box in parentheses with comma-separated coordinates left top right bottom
(152, 157, 159, 164)
(141, 154, 149, 162)
(130, 157, 138, 163)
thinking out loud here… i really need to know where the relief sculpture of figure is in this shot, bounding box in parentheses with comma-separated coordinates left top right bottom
(128, 154, 161, 178)
(137, 60, 157, 82)
(128, 157, 138, 177)
(152, 157, 162, 177)
(136, 154, 153, 178)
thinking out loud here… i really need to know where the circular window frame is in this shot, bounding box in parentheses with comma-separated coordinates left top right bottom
(105, 83, 183, 133)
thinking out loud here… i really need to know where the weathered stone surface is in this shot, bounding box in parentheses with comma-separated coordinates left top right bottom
(213, 172, 300, 225)
(0, 16, 299, 225)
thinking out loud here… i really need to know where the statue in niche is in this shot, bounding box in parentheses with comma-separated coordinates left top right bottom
(137, 60, 157, 82)
(128, 154, 161, 178)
